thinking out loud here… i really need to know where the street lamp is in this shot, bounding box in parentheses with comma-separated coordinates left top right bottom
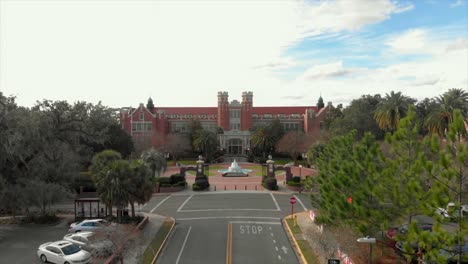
(299, 165, 302, 177)
(357, 236, 376, 264)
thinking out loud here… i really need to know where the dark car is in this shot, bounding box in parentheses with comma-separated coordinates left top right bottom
(423, 245, 468, 264)
(386, 223, 433, 247)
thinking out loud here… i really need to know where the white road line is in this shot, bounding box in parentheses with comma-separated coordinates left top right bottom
(273, 239, 276, 244)
(270, 233, 274, 237)
(228, 221, 281, 225)
(179, 208, 279, 212)
(177, 216, 281, 221)
(278, 255, 282, 260)
(270, 193, 281, 211)
(175, 226, 192, 264)
(275, 246, 279, 251)
(177, 195, 193, 212)
(294, 195, 307, 211)
(149, 196, 171, 214)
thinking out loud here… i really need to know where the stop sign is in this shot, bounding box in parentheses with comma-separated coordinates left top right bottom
(290, 197, 296, 204)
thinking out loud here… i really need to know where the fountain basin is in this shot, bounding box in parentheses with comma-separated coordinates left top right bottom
(218, 159, 252, 177)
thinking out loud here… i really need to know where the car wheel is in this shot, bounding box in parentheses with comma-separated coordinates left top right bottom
(64, 262, 70, 264)
(40, 254, 47, 263)
(75, 230, 81, 233)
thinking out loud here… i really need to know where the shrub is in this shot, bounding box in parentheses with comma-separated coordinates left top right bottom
(155, 177, 171, 185)
(292, 176, 301, 183)
(22, 214, 60, 225)
(194, 178, 209, 190)
(170, 174, 185, 184)
(287, 181, 303, 187)
(263, 178, 278, 190)
(192, 183, 200, 191)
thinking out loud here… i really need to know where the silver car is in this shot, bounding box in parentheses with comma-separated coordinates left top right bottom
(63, 231, 115, 257)
(37, 240, 91, 264)
(68, 219, 111, 233)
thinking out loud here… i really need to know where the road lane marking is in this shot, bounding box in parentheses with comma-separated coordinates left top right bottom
(149, 195, 171, 213)
(177, 195, 193, 212)
(179, 208, 279, 212)
(273, 239, 276, 244)
(229, 221, 281, 225)
(275, 246, 278, 251)
(175, 226, 192, 264)
(226, 223, 232, 264)
(270, 193, 281, 211)
(281, 246, 288, 254)
(294, 195, 307, 211)
(177, 216, 281, 221)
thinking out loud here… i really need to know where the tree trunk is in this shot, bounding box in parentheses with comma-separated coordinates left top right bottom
(130, 202, 135, 218)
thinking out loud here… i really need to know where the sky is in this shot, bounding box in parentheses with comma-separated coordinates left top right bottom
(0, 0, 467, 108)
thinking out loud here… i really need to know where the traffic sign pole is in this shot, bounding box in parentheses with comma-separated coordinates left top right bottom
(290, 196, 297, 226)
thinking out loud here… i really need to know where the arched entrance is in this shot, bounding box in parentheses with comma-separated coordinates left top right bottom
(227, 138, 243, 155)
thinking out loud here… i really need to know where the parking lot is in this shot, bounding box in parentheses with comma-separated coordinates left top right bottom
(0, 216, 73, 264)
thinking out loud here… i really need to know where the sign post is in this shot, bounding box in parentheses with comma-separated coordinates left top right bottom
(290, 196, 297, 226)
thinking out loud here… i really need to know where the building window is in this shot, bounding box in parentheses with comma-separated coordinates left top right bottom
(132, 122, 152, 132)
(230, 123, 240, 130)
(139, 112, 144, 120)
(263, 114, 272, 118)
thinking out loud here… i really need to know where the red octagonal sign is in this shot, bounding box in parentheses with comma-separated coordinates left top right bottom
(290, 197, 297, 204)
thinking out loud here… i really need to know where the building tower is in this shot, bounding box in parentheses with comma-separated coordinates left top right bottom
(217, 91, 230, 131)
(241, 91, 253, 131)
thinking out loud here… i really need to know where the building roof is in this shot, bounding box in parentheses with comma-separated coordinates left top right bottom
(157, 107, 218, 115)
(252, 106, 317, 115)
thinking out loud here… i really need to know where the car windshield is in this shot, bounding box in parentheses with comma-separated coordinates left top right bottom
(61, 244, 81, 255)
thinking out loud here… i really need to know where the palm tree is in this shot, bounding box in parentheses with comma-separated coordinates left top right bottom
(95, 160, 132, 222)
(128, 160, 154, 217)
(374, 91, 415, 132)
(425, 88, 468, 136)
(250, 127, 274, 159)
(141, 148, 167, 177)
(192, 129, 218, 160)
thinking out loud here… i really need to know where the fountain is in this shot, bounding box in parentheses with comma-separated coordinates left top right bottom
(218, 159, 252, 177)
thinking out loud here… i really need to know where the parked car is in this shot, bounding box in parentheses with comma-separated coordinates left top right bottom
(37, 240, 91, 264)
(68, 219, 111, 233)
(386, 223, 433, 245)
(423, 245, 468, 264)
(63, 231, 115, 257)
(436, 203, 468, 220)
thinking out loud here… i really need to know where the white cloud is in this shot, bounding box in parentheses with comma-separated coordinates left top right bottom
(386, 29, 428, 53)
(299, 61, 352, 80)
(450, 0, 464, 7)
(446, 38, 468, 52)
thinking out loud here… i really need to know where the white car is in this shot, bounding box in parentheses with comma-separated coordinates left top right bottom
(63, 231, 115, 257)
(69, 219, 111, 233)
(435, 203, 468, 219)
(37, 240, 91, 264)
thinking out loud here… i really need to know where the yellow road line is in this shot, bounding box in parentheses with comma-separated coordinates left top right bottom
(226, 223, 232, 264)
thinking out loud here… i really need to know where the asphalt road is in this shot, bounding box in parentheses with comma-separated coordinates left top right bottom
(141, 191, 309, 264)
(0, 216, 72, 264)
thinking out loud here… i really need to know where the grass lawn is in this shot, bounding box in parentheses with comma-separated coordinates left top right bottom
(286, 218, 319, 264)
(140, 218, 174, 264)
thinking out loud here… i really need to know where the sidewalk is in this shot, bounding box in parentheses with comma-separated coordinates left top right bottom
(122, 213, 167, 263)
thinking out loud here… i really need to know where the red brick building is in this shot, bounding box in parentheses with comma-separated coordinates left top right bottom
(120, 91, 330, 154)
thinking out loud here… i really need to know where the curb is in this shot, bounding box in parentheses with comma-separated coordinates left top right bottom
(282, 215, 308, 264)
(151, 217, 176, 264)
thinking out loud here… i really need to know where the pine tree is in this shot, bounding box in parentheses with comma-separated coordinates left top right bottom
(146, 97, 155, 112)
(317, 96, 325, 109)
